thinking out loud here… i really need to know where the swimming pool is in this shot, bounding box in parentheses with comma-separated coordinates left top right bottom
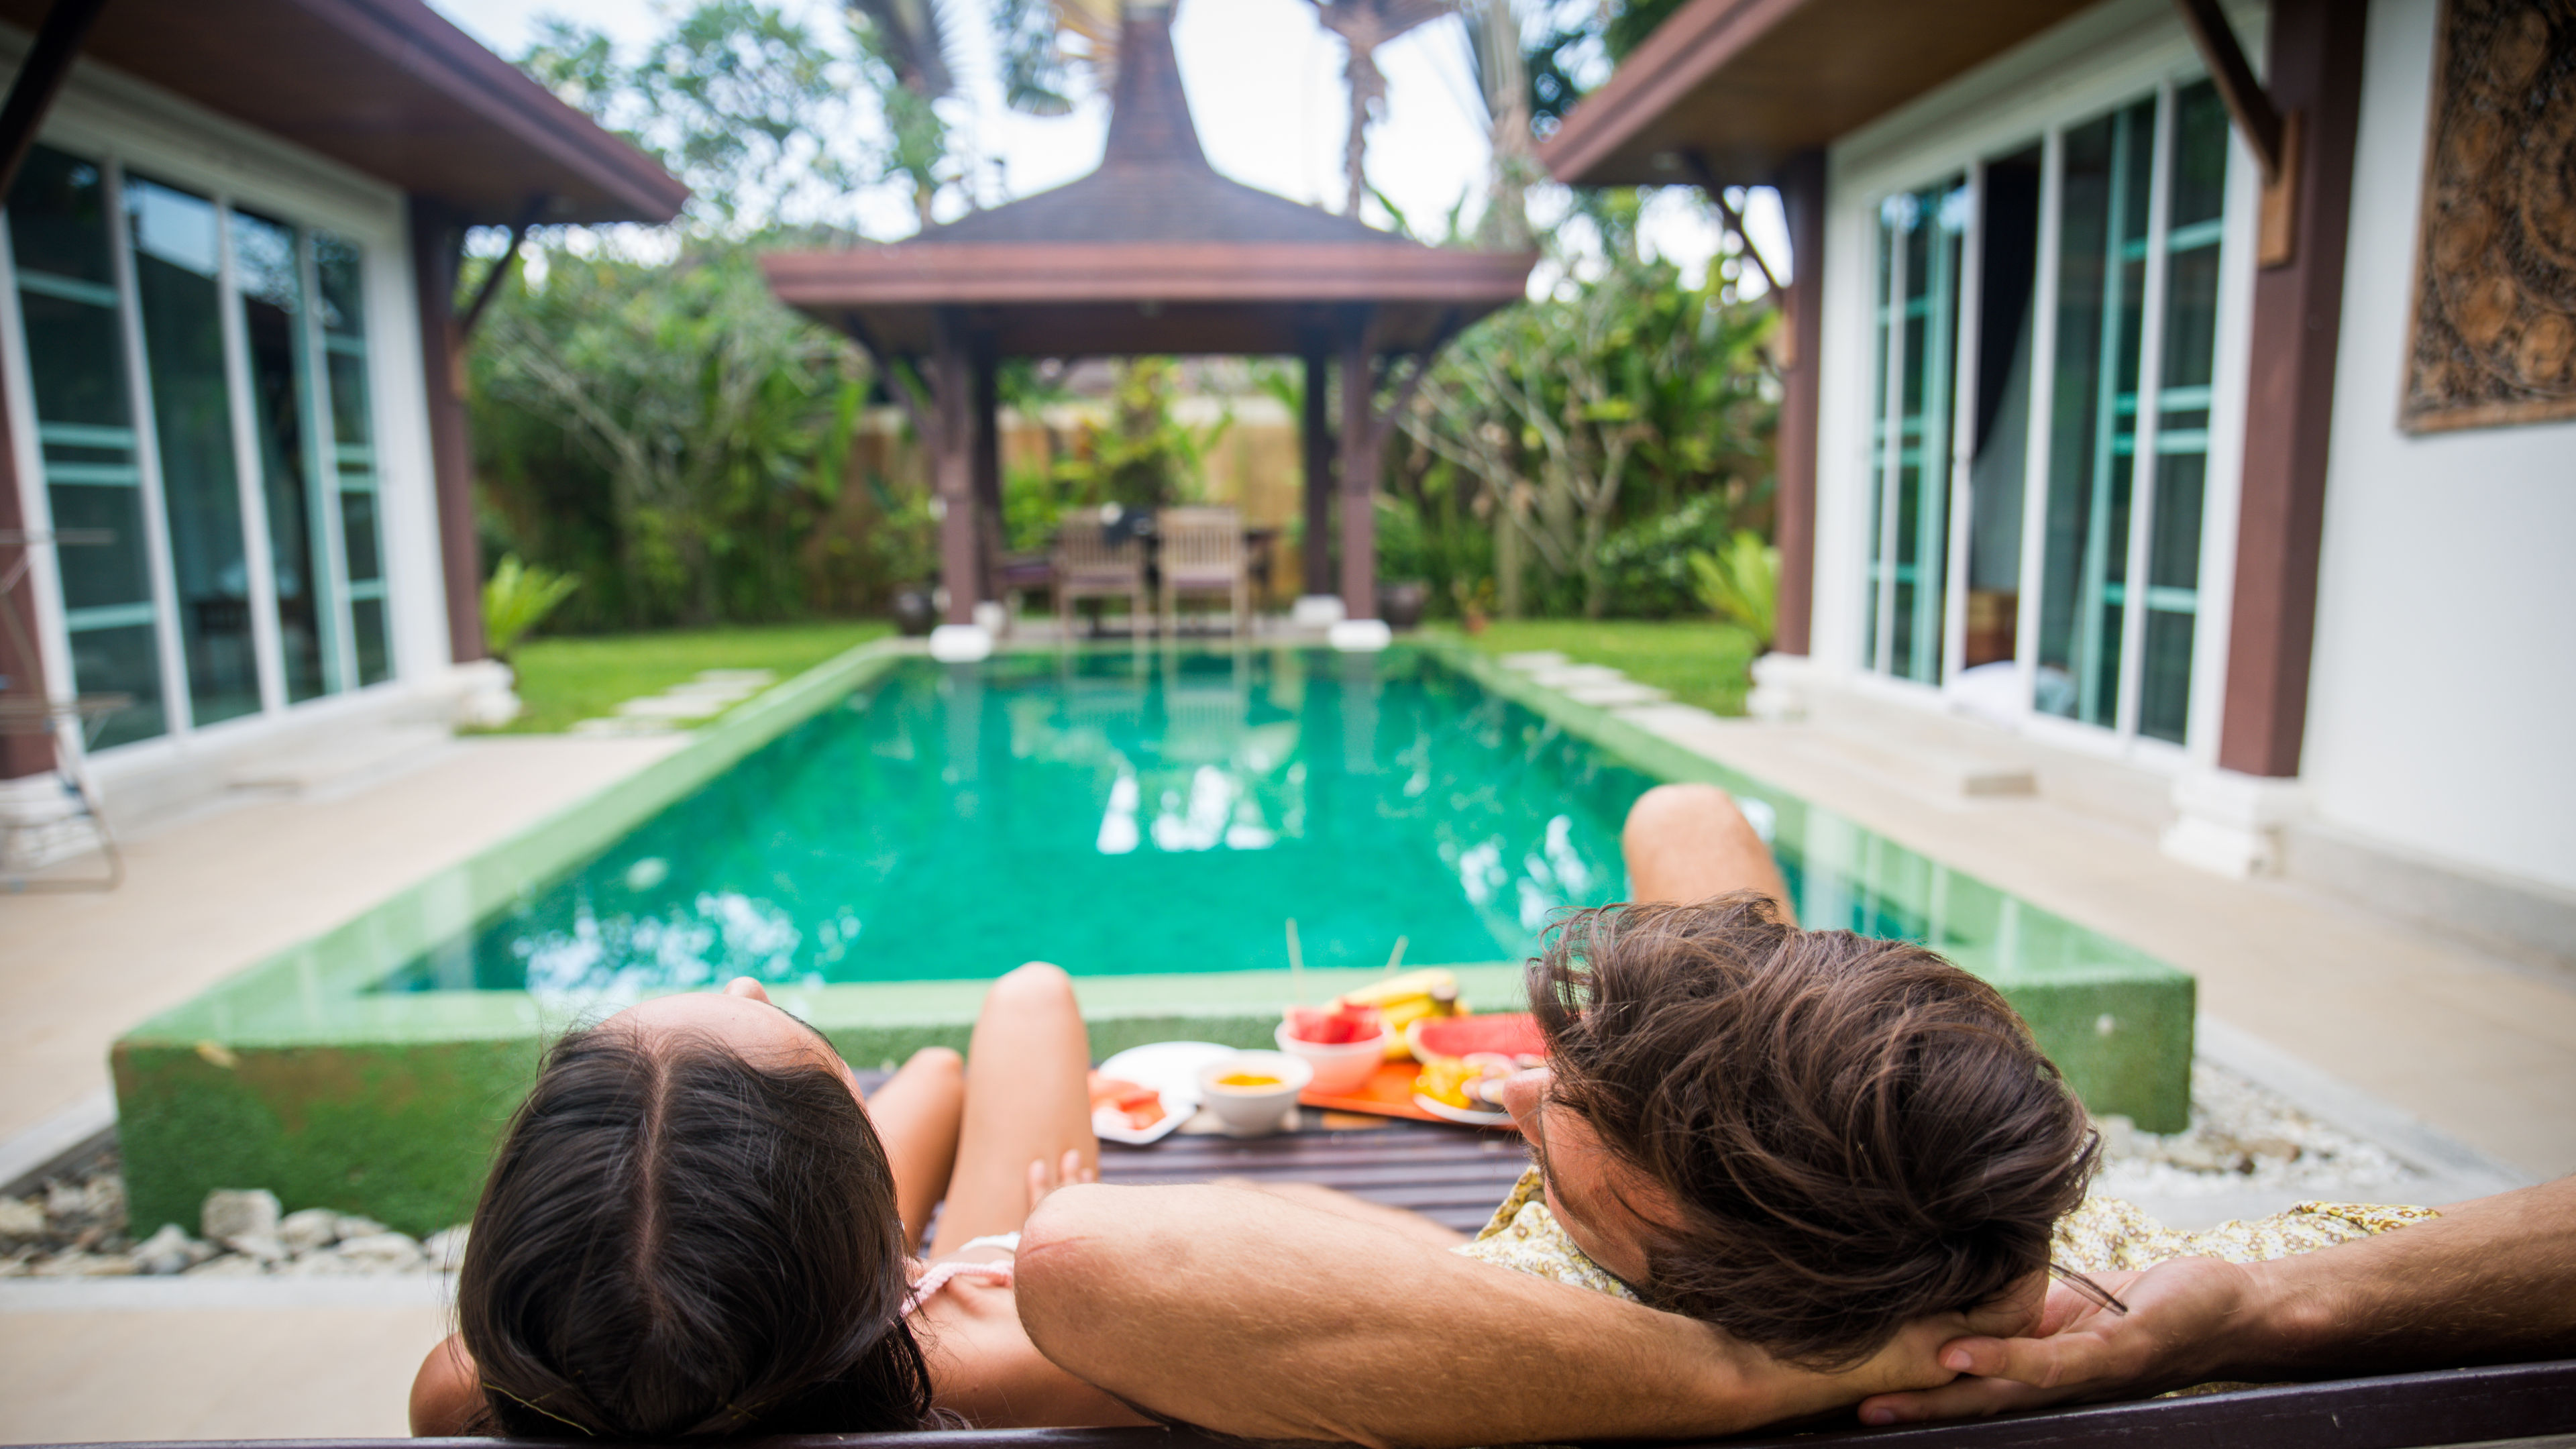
(383, 648, 1649, 994)
(114, 639, 2193, 1234)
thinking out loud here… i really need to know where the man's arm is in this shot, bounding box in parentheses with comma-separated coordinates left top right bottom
(1015, 1183, 2025, 1449)
(1858, 1177, 2576, 1426)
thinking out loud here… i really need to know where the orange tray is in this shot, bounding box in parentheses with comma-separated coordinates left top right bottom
(1299, 1061, 1519, 1131)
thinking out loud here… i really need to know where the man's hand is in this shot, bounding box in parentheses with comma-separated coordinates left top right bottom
(1858, 1258, 2259, 1425)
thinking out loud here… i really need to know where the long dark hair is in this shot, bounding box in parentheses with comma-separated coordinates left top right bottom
(457, 1026, 936, 1436)
(1530, 891, 2098, 1369)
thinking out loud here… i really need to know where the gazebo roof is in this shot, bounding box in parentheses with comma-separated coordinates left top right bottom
(763, 3, 1532, 358)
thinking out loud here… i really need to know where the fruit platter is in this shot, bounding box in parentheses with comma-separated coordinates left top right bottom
(1275, 969, 1543, 1130)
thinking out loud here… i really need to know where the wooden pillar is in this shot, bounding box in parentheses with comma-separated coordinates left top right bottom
(1336, 311, 1380, 618)
(1771, 149, 1826, 658)
(971, 341, 1002, 604)
(407, 197, 486, 663)
(2216, 0, 2365, 777)
(930, 308, 977, 625)
(1300, 345, 1334, 597)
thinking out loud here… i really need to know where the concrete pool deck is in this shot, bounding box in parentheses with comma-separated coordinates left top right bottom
(1599, 688, 2575, 1183)
(0, 732, 685, 1152)
(2, 640, 2569, 1442)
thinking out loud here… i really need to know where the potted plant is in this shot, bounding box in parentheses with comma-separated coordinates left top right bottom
(890, 586, 937, 637)
(1379, 580, 1430, 631)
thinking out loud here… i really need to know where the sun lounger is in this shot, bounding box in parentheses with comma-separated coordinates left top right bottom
(98, 1089, 2555, 1449)
(32, 1358, 2575, 1449)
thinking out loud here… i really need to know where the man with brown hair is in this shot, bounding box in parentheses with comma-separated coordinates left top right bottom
(1019, 784, 2576, 1444)
(1483, 886, 2097, 1368)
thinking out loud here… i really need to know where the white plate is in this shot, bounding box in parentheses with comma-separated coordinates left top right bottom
(1413, 1093, 1513, 1128)
(1093, 1041, 1236, 1146)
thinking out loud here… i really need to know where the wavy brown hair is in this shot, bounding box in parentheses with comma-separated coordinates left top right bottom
(1529, 892, 2098, 1368)
(456, 1026, 935, 1437)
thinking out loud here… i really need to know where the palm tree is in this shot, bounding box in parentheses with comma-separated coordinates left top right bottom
(1458, 0, 1532, 250)
(848, 0, 959, 226)
(1306, 0, 1454, 218)
(994, 0, 1121, 118)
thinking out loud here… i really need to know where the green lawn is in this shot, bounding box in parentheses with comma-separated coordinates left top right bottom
(1437, 619, 1761, 716)
(488, 620, 894, 733)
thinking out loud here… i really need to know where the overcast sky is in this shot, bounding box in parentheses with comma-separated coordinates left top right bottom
(427, 0, 1786, 292)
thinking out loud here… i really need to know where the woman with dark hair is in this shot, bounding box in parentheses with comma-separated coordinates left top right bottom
(408, 962, 1150, 1436)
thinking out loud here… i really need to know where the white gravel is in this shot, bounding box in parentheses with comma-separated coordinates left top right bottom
(2091, 1061, 2426, 1203)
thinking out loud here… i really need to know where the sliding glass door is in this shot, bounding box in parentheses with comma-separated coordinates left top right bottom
(1866, 176, 1968, 686)
(6, 142, 396, 751)
(1862, 77, 2233, 753)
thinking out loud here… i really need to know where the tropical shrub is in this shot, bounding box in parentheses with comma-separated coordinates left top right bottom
(482, 554, 582, 659)
(1688, 529, 1780, 647)
(472, 244, 868, 628)
(1594, 494, 1736, 619)
(1393, 191, 1776, 620)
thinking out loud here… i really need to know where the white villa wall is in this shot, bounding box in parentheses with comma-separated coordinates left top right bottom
(0, 32, 471, 830)
(2300, 0, 2576, 897)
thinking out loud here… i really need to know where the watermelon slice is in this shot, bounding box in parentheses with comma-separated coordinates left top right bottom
(1408, 1012, 1546, 1064)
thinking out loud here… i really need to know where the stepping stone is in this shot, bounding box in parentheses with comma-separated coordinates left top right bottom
(1562, 680, 1670, 708)
(692, 669, 775, 686)
(1497, 651, 1568, 671)
(570, 716, 680, 736)
(614, 694, 730, 720)
(661, 680, 759, 700)
(1528, 663, 1627, 689)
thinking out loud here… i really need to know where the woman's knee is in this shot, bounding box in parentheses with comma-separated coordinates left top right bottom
(987, 961, 1079, 1015)
(904, 1045, 964, 1077)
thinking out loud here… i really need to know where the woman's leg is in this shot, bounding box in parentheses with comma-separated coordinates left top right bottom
(927, 961, 1099, 1258)
(1623, 782, 1792, 911)
(864, 1046, 964, 1255)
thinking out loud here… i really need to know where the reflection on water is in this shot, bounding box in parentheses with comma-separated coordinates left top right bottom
(382, 648, 1652, 994)
(378, 646, 2174, 1000)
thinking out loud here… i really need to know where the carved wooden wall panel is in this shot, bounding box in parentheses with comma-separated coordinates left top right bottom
(2402, 0, 2576, 432)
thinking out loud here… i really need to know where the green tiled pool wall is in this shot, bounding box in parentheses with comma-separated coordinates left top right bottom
(114, 639, 2195, 1236)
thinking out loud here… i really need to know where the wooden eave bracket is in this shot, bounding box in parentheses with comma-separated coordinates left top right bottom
(455, 195, 549, 339)
(1678, 153, 1797, 368)
(2172, 0, 2300, 267)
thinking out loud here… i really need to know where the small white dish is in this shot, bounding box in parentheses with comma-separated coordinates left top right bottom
(1092, 1041, 1234, 1146)
(1197, 1051, 1314, 1137)
(1274, 1022, 1392, 1095)
(1413, 1093, 1513, 1128)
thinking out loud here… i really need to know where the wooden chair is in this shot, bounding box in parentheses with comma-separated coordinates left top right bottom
(1051, 514, 1150, 639)
(1157, 506, 1250, 636)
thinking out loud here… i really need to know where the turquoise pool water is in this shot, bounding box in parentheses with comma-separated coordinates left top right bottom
(386, 648, 1659, 993)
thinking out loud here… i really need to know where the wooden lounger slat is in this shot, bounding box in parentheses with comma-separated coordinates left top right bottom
(39, 1358, 2576, 1449)
(1091, 1113, 1527, 1232)
(1725, 1356, 2576, 1448)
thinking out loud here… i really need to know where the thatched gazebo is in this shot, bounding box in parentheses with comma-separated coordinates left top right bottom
(762, 0, 1533, 635)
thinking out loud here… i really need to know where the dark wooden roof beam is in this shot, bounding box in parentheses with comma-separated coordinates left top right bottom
(0, 0, 105, 201)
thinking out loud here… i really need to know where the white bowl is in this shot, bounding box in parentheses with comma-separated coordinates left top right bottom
(1197, 1051, 1313, 1137)
(1274, 1022, 1392, 1095)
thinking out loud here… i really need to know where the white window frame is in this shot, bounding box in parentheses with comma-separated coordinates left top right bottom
(0, 58, 419, 767)
(1818, 0, 2265, 769)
